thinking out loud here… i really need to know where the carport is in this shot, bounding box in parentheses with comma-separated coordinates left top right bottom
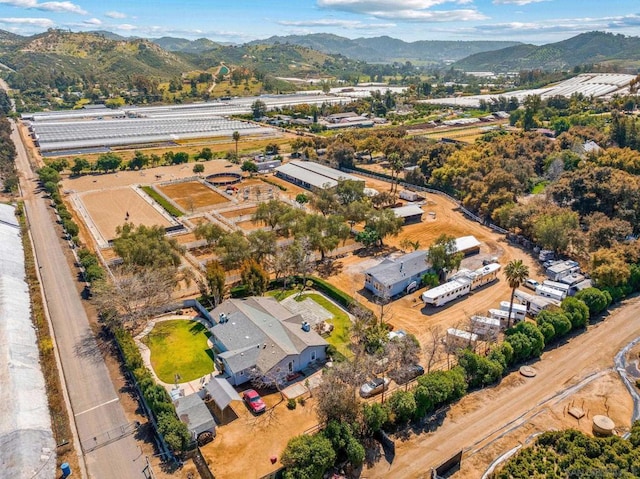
(204, 377, 241, 424)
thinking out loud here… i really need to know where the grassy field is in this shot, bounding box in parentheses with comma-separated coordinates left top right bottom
(142, 320, 214, 383)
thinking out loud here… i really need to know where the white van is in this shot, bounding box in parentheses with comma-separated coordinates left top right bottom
(524, 278, 540, 291)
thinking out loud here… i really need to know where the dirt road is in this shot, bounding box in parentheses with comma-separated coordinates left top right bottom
(364, 298, 640, 478)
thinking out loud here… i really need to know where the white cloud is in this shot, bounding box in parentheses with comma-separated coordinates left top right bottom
(83, 17, 101, 26)
(114, 23, 137, 31)
(0, 16, 54, 27)
(105, 10, 126, 19)
(278, 18, 395, 29)
(317, 0, 486, 22)
(493, 0, 549, 4)
(0, 0, 86, 14)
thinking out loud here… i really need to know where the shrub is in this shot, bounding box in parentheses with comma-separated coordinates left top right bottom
(287, 398, 297, 410)
(458, 349, 504, 389)
(561, 296, 590, 329)
(362, 402, 387, 435)
(281, 434, 335, 479)
(505, 321, 545, 362)
(387, 390, 416, 424)
(575, 287, 611, 316)
(141, 186, 183, 217)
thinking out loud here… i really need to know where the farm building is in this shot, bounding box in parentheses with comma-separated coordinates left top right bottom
(399, 190, 423, 202)
(204, 376, 241, 424)
(446, 328, 478, 351)
(453, 235, 481, 256)
(422, 263, 501, 307)
(275, 160, 363, 191)
(545, 260, 580, 281)
(209, 297, 327, 386)
(174, 393, 217, 442)
(364, 250, 430, 298)
(391, 204, 424, 224)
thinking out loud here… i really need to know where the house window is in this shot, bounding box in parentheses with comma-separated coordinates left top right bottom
(239, 370, 244, 376)
(311, 351, 316, 361)
(288, 361, 294, 372)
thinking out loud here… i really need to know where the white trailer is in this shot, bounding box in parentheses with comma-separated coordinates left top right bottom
(499, 301, 527, 321)
(536, 284, 566, 301)
(488, 309, 519, 328)
(471, 315, 502, 339)
(422, 277, 472, 307)
(542, 280, 571, 295)
(511, 289, 561, 316)
(446, 328, 478, 350)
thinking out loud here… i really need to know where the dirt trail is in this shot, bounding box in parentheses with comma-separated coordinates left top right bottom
(365, 298, 640, 478)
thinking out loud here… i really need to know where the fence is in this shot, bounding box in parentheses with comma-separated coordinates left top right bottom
(341, 168, 509, 235)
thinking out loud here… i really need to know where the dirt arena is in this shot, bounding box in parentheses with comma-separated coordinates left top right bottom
(158, 181, 230, 210)
(79, 187, 173, 241)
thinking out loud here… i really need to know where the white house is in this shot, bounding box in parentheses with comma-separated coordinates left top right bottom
(209, 297, 328, 386)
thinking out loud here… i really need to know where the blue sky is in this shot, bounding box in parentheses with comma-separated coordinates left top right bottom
(0, 0, 638, 44)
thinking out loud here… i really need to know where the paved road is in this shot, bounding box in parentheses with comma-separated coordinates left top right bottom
(366, 298, 640, 478)
(12, 120, 144, 478)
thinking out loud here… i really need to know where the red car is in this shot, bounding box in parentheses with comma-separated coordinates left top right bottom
(243, 389, 266, 414)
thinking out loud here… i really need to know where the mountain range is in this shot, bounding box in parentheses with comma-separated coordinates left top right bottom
(454, 31, 640, 72)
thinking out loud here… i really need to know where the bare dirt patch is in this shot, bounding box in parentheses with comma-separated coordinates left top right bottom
(79, 187, 172, 241)
(220, 206, 257, 219)
(201, 392, 319, 479)
(159, 181, 230, 210)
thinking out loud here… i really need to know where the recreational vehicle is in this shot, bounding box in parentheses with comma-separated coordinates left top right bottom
(446, 328, 478, 350)
(488, 309, 519, 328)
(470, 315, 502, 339)
(535, 284, 566, 301)
(545, 260, 580, 281)
(542, 280, 571, 295)
(422, 277, 472, 307)
(499, 301, 527, 321)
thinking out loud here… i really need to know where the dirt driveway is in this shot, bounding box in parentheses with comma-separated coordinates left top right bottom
(364, 298, 640, 478)
(324, 175, 541, 359)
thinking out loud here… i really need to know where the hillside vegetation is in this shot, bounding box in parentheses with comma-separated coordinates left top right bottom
(455, 31, 640, 72)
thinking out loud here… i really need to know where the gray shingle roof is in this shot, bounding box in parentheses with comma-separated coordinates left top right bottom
(365, 250, 429, 288)
(174, 393, 216, 436)
(211, 297, 328, 375)
(391, 204, 424, 218)
(205, 377, 241, 411)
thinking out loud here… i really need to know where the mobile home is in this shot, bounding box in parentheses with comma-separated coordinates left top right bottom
(488, 309, 519, 328)
(535, 284, 566, 301)
(545, 260, 580, 281)
(512, 289, 561, 316)
(498, 301, 527, 321)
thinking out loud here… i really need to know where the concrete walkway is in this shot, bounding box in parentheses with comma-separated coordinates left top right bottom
(134, 314, 219, 398)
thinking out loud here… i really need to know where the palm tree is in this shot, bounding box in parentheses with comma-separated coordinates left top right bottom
(504, 259, 529, 328)
(232, 130, 240, 160)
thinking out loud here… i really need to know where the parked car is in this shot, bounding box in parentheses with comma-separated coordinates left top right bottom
(242, 389, 266, 414)
(394, 364, 425, 384)
(524, 278, 540, 291)
(359, 377, 391, 398)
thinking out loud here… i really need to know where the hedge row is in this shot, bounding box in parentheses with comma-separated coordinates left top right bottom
(37, 167, 80, 245)
(113, 328, 191, 452)
(77, 248, 105, 283)
(260, 177, 287, 191)
(141, 186, 183, 217)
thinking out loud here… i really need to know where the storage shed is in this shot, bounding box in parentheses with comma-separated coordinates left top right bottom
(391, 204, 424, 224)
(174, 393, 217, 442)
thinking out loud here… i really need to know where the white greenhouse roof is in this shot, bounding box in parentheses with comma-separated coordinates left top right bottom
(0, 204, 55, 478)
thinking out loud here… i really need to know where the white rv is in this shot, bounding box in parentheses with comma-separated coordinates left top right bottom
(471, 315, 502, 339)
(499, 301, 527, 321)
(422, 277, 472, 307)
(542, 280, 571, 295)
(446, 328, 478, 350)
(535, 284, 566, 301)
(488, 309, 520, 328)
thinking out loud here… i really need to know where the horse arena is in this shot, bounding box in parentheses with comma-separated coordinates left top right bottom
(72, 186, 178, 248)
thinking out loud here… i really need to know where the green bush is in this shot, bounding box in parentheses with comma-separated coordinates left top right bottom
(575, 287, 611, 315)
(230, 284, 250, 298)
(387, 390, 416, 424)
(261, 177, 287, 191)
(287, 398, 297, 410)
(141, 186, 183, 217)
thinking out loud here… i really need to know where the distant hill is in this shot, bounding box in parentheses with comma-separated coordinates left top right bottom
(454, 31, 640, 71)
(247, 33, 521, 64)
(152, 36, 221, 53)
(0, 30, 196, 88)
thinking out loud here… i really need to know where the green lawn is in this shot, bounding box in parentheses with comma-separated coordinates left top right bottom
(142, 320, 214, 383)
(299, 293, 352, 360)
(531, 181, 549, 194)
